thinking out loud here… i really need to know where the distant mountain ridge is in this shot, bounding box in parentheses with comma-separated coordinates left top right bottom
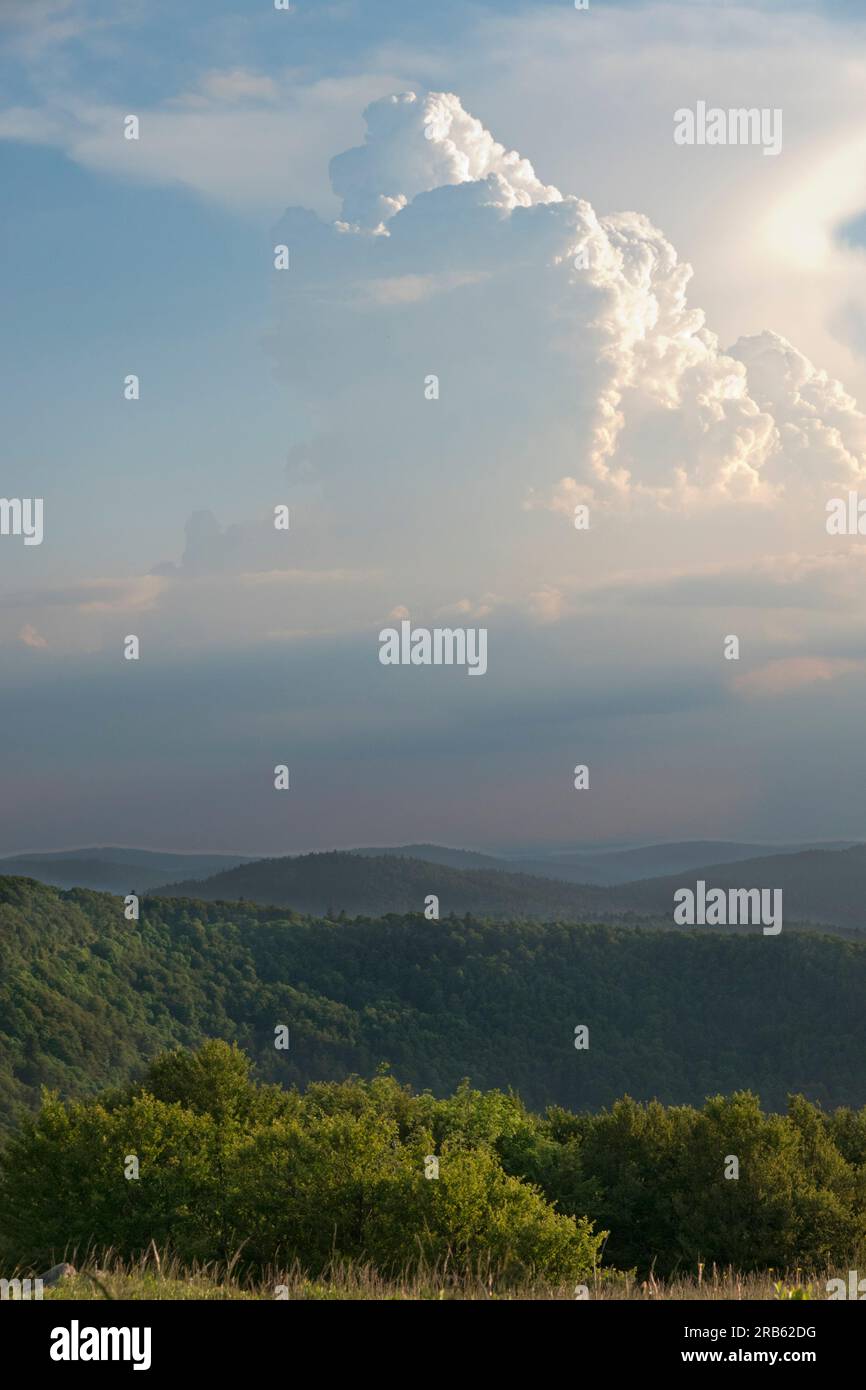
(7, 839, 866, 928)
(349, 839, 862, 885)
(0, 847, 255, 894)
(529, 839, 861, 884)
(152, 842, 866, 932)
(351, 843, 506, 871)
(609, 843, 866, 930)
(154, 850, 617, 921)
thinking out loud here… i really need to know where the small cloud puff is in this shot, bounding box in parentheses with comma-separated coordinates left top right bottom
(17, 623, 47, 648)
(732, 656, 865, 698)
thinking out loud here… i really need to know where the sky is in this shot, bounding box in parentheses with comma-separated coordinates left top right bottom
(2, 0, 866, 854)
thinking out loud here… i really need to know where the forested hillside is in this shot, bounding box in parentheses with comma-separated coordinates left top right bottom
(13, 843, 866, 932)
(2, 875, 866, 1136)
(153, 845, 866, 931)
(611, 843, 866, 929)
(153, 849, 616, 918)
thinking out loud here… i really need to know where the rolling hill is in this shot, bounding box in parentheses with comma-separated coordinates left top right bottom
(8, 837, 860, 901)
(348, 839, 861, 884)
(609, 842, 866, 930)
(0, 847, 255, 893)
(11, 839, 866, 932)
(153, 849, 616, 919)
(153, 843, 866, 932)
(2, 875, 866, 1134)
(528, 838, 861, 885)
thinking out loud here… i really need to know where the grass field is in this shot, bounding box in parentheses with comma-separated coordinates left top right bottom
(6, 1250, 834, 1301)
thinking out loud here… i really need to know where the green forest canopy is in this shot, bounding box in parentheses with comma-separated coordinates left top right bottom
(2, 875, 866, 1134)
(5, 878, 866, 1128)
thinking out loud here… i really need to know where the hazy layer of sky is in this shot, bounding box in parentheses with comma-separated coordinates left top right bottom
(2, 0, 866, 854)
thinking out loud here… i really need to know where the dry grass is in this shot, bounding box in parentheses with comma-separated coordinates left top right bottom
(8, 1248, 836, 1301)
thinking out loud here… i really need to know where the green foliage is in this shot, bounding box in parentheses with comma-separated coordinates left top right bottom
(0, 1042, 602, 1282)
(2, 1040, 865, 1282)
(3, 876, 866, 1139)
(525, 1091, 866, 1276)
(3, 879, 866, 1282)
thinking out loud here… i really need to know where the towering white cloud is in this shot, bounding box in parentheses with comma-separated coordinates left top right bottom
(330, 90, 562, 233)
(314, 90, 866, 516)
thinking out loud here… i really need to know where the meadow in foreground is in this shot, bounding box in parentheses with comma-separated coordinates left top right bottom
(26, 1250, 835, 1301)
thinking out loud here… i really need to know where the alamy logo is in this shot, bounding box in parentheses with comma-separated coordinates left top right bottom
(50, 1321, 152, 1371)
(1, 1277, 43, 1300)
(826, 493, 866, 535)
(826, 1271, 866, 1299)
(0, 497, 43, 545)
(378, 619, 487, 676)
(674, 102, 782, 156)
(673, 880, 782, 935)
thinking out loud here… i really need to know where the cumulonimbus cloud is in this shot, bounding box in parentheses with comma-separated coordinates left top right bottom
(303, 89, 866, 517)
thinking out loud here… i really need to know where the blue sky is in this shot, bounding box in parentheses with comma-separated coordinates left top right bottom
(3, 0, 866, 854)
